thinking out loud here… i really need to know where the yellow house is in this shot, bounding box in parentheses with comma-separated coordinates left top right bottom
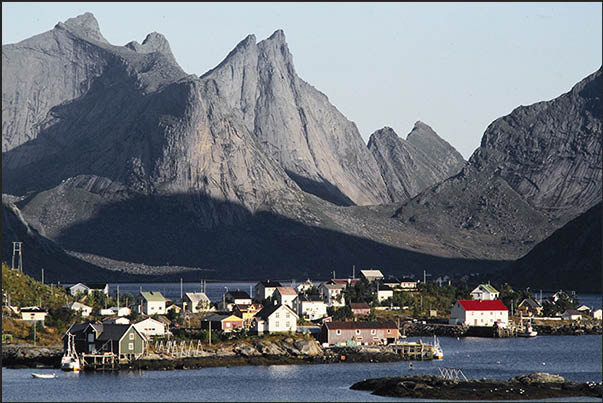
(233, 303, 263, 328)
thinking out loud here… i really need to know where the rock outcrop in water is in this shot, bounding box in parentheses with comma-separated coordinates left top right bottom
(368, 122, 466, 202)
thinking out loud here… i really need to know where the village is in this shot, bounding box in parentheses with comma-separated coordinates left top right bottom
(2, 263, 602, 371)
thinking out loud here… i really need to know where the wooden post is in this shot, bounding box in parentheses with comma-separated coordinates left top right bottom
(209, 320, 211, 346)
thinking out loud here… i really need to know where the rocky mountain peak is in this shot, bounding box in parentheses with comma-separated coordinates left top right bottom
(125, 31, 179, 66)
(408, 121, 438, 138)
(57, 12, 108, 43)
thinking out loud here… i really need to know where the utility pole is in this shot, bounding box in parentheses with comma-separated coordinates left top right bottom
(12, 242, 23, 272)
(117, 285, 120, 309)
(332, 271, 335, 280)
(180, 278, 183, 300)
(352, 265, 355, 280)
(208, 320, 212, 346)
(41, 268, 44, 285)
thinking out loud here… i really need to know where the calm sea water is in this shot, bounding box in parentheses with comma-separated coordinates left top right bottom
(3, 335, 601, 402)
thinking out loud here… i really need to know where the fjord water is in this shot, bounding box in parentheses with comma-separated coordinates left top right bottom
(3, 335, 601, 402)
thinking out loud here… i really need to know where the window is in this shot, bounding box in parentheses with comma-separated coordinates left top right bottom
(371, 329, 376, 335)
(225, 322, 231, 328)
(336, 330, 342, 335)
(275, 313, 280, 318)
(276, 321, 280, 327)
(129, 333, 134, 340)
(286, 322, 290, 328)
(387, 329, 391, 334)
(355, 329, 361, 335)
(88, 333, 94, 342)
(286, 313, 290, 318)
(128, 342, 134, 350)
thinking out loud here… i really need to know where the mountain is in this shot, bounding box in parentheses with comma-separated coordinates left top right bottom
(470, 68, 602, 224)
(368, 122, 466, 201)
(198, 31, 389, 206)
(501, 202, 602, 293)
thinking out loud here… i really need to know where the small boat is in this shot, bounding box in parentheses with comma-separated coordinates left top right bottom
(433, 335, 444, 359)
(32, 373, 56, 379)
(517, 316, 538, 337)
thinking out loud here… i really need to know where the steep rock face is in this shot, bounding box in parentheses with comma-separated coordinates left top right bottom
(502, 202, 602, 293)
(470, 68, 602, 223)
(368, 122, 466, 201)
(199, 31, 389, 206)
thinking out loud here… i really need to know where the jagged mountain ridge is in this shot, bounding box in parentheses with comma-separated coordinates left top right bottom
(368, 122, 466, 201)
(198, 31, 389, 206)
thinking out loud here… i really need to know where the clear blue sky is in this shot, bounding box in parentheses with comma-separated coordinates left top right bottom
(3, 2, 601, 158)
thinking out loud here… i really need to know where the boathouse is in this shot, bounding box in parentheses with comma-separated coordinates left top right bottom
(449, 300, 508, 326)
(320, 321, 399, 345)
(64, 322, 146, 360)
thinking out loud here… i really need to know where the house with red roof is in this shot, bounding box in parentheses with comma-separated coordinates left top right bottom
(449, 299, 508, 327)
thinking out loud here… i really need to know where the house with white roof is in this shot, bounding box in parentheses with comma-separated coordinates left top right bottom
(251, 303, 298, 334)
(593, 309, 602, 320)
(20, 306, 48, 323)
(275, 287, 298, 309)
(450, 300, 508, 326)
(68, 283, 109, 296)
(470, 284, 500, 301)
(138, 291, 166, 315)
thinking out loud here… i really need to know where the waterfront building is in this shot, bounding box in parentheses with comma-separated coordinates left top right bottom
(64, 322, 146, 360)
(593, 309, 602, 320)
(517, 298, 543, 317)
(233, 303, 263, 327)
(255, 280, 282, 301)
(251, 304, 298, 334)
(470, 284, 500, 301)
(449, 300, 508, 326)
(576, 304, 592, 313)
(561, 310, 583, 321)
(320, 321, 398, 345)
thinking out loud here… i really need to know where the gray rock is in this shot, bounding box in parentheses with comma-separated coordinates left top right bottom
(368, 122, 466, 202)
(513, 373, 566, 385)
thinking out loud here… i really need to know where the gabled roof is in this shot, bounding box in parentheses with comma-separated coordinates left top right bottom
(97, 324, 132, 342)
(562, 310, 582, 316)
(324, 321, 397, 330)
(202, 314, 242, 322)
(86, 283, 108, 290)
(255, 304, 298, 320)
(140, 291, 166, 302)
(458, 300, 507, 311)
(329, 278, 360, 286)
(350, 303, 371, 310)
(66, 301, 92, 310)
(298, 295, 324, 303)
(377, 285, 393, 292)
(185, 292, 210, 303)
(276, 286, 297, 296)
(20, 306, 47, 313)
(135, 317, 164, 326)
(360, 270, 384, 278)
(472, 284, 499, 294)
(320, 283, 346, 290)
(518, 298, 542, 309)
(258, 280, 282, 287)
(69, 282, 89, 290)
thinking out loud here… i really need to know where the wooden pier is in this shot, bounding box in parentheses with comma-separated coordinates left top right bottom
(390, 340, 437, 360)
(80, 352, 120, 370)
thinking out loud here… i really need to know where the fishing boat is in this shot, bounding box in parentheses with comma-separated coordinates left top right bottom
(517, 316, 538, 337)
(61, 333, 81, 371)
(433, 335, 444, 359)
(32, 373, 56, 379)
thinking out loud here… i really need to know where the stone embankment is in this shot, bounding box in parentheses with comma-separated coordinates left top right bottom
(2, 343, 62, 368)
(350, 372, 603, 400)
(403, 321, 602, 337)
(533, 323, 603, 335)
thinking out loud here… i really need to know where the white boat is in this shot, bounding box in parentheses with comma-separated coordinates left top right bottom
(61, 333, 81, 371)
(433, 335, 444, 359)
(517, 316, 538, 337)
(32, 373, 56, 379)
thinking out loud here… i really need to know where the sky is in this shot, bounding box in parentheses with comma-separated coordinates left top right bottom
(3, 2, 602, 159)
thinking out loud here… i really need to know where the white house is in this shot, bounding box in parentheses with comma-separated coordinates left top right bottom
(360, 270, 384, 283)
(20, 306, 48, 323)
(255, 281, 282, 301)
(275, 287, 298, 309)
(576, 304, 591, 313)
(450, 300, 508, 326)
(296, 279, 314, 294)
(400, 279, 418, 290)
(319, 283, 346, 307)
(139, 291, 166, 315)
(561, 310, 582, 321)
(470, 284, 500, 301)
(134, 317, 168, 338)
(376, 286, 394, 303)
(68, 282, 109, 296)
(65, 301, 92, 317)
(69, 283, 90, 296)
(251, 303, 298, 334)
(184, 292, 211, 313)
(593, 309, 602, 320)
(294, 295, 327, 320)
(102, 316, 130, 325)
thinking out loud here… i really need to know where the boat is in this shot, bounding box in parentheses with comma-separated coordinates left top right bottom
(32, 373, 56, 379)
(61, 333, 81, 371)
(517, 316, 538, 337)
(433, 335, 444, 359)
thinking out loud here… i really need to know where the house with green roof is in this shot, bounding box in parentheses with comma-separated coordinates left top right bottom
(138, 291, 167, 315)
(470, 283, 500, 301)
